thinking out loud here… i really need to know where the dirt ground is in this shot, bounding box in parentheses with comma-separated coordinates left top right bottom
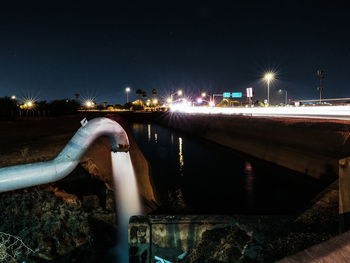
(0, 113, 108, 167)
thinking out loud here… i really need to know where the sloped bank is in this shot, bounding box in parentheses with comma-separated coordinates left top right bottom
(159, 112, 350, 181)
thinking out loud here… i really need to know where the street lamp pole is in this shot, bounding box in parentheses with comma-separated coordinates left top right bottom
(285, 90, 288, 105)
(264, 72, 275, 106)
(267, 80, 270, 105)
(125, 87, 131, 103)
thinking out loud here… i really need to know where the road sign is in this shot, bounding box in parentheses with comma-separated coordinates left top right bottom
(246, 88, 253, 98)
(231, 92, 242, 98)
(223, 92, 231, 98)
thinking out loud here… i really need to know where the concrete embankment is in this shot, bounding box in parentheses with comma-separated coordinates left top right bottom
(157, 112, 350, 181)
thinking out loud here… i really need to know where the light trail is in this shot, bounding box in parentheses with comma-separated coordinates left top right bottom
(170, 105, 350, 120)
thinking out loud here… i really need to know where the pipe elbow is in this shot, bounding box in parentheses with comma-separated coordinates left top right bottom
(0, 117, 130, 193)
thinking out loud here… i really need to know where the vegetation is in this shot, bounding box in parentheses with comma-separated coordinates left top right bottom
(0, 97, 18, 120)
(0, 97, 81, 119)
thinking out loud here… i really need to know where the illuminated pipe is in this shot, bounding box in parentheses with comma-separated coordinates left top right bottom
(0, 117, 129, 193)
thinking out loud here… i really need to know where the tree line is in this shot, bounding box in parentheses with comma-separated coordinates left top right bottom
(0, 97, 80, 120)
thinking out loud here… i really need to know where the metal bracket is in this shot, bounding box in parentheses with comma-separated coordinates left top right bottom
(80, 118, 88, 127)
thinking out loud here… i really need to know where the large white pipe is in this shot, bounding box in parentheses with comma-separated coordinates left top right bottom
(0, 117, 130, 193)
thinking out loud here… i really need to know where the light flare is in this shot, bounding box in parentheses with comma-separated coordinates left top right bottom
(170, 105, 350, 120)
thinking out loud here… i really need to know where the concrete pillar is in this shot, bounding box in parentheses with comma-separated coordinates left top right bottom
(339, 157, 350, 231)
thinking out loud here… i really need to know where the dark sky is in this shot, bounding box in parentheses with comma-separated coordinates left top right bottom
(0, 1, 349, 104)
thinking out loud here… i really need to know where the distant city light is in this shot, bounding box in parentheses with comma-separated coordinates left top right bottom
(152, 99, 158, 104)
(25, 100, 34, 108)
(84, 100, 94, 108)
(196, 98, 203, 103)
(177, 90, 183, 96)
(201, 92, 206, 97)
(166, 98, 172, 104)
(11, 95, 16, 100)
(209, 101, 215, 107)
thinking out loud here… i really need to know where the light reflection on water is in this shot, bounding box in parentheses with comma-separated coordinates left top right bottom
(245, 162, 254, 207)
(130, 122, 325, 214)
(179, 137, 184, 175)
(147, 124, 151, 142)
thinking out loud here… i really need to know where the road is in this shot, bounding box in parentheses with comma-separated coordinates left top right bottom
(170, 105, 350, 121)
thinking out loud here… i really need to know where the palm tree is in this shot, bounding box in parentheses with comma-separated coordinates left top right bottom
(136, 89, 143, 97)
(152, 89, 158, 96)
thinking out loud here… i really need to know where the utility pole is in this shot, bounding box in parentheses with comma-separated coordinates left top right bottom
(317, 69, 325, 103)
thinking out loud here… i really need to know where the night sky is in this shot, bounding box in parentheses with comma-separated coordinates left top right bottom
(0, 1, 349, 104)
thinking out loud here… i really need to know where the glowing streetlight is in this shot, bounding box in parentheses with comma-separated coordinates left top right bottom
(11, 95, 16, 100)
(264, 72, 275, 105)
(152, 99, 158, 105)
(177, 90, 183, 96)
(166, 98, 172, 104)
(84, 100, 94, 108)
(201, 92, 206, 97)
(125, 87, 131, 103)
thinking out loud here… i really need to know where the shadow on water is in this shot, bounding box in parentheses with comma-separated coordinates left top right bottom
(130, 123, 327, 215)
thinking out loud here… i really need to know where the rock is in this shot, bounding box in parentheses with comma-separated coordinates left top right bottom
(105, 189, 116, 211)
(185, 225, 260, 263)
(91, 211, 116, 226)
(49, 186, 81, 207)
(82, 195, 100, 211)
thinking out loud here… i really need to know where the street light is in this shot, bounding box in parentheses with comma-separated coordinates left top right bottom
(201, 92, 206, 98)
(278, 89, 288, 105)
(264, 72, 275, 105)
(26, 101, 33, 108)
(170, 90, 183, 103)
(11, 95, 16, 100)
(84, 100, 94, 108)
(125, 87, 131, 103)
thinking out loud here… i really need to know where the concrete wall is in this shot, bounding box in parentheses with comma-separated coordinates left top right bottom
(158, 113, 350, 181)
(129, 215, 237, 263)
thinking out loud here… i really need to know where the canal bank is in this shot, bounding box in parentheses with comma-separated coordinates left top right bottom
(157, 112, 350, 182)
(126, 121, 339, 262)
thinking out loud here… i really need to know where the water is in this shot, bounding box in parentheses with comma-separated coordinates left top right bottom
(111, 151, 142, 263)
(130, 123, 326, 214)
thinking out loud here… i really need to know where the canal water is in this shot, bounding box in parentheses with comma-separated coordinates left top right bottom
(130, 123, 326, 215)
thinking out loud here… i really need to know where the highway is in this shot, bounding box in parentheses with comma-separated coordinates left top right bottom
(170, 105, 350, 121)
